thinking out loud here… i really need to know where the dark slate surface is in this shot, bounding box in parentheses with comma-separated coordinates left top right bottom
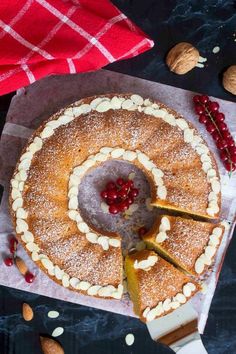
(109, 0, 236, 102)
(0, 1, 236, 353)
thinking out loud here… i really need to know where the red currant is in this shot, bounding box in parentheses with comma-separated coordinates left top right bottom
(10, 245, 16, 254)
(212, 132, 220, 142)
(127, 180, 134, 188)
(224, 161, 236, 172)
(109, 205, 119, 214)
(199, 114, 208, 124)
(118, 189, 128, 199)
(9, 237, 18, 253)
(129, 188, 139, 198)
(195, 105, 204, 115)
(229, 146, 236, 155)
(217, 122, 227, 131)
(123, 182, 130, 190)
(199, 95, 209, 104)
(102, 177, 139, 208)
(222, 130, 231, 139)
(119, 186, 126, 193)
(206, 123, 216, 133)
(106, 199, 115, 206)
(214, 112, 225, 122)
(208, 101, 219, 112)
(118, 201, 129, 212)
(193, 95, 201, 104)
(192, 96, 234, 174)
(224, 161, 231, 172)
(4, 257, 14, 267)
(116, 178, 124, 186)
(106, 181, 116, 190)
(126, 197, 134, 205)
(231, 155, 236, 164)
(226, 138, 235, 148)
(138, 227, 147, 237)
(220, 150, 228, 161)
(217, 140, 227, 150)
(100, 190, 108, 199)
(10, 237, 18, 246)
(107, 190, 118, 200)
(124, 199, 130, 208)
(25, 272, 35, 283)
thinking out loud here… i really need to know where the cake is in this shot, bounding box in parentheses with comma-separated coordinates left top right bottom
(125, 250, 199, 322)
(9, 93, 222, 319)
(143, 215, 224, 275)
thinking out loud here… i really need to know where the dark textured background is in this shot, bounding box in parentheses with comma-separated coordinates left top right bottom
(0, 0, 236, 353)
(110, 0, 236, 102)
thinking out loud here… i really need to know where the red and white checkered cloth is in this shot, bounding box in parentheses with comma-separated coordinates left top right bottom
(0, 0, 154, 96)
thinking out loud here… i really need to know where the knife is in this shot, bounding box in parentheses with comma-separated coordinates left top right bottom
(146, 302, 208, 353)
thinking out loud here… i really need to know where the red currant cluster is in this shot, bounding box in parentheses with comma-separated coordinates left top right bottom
(101, 178, 139, 214)
(193, 95, 236, 173)
(4, 235, 35, 283)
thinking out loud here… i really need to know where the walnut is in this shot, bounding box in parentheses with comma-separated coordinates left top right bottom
(166, 42, 199, 75)
(223, 65, 236, 95)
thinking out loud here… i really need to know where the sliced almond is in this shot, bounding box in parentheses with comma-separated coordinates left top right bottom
(195, 258, 205, 274)
(52, 327, 64, 337)
(125, 333, 135, 346)
(22, 303, 34, 321)
(183, 284, 192, 297)
(100, 202, 109, 214)
(40, 336, 64, 354)
(156, 231, 167, 243)
(15, 256, 28, 275)
(48, 311, 60, 319)
(128, 172, 136, 180)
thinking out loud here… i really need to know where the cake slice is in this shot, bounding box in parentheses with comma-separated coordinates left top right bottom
(143, 215, 224, 276)
(125, 249, 198, 322)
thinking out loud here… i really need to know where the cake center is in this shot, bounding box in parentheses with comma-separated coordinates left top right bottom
(77, 160, 159, 249)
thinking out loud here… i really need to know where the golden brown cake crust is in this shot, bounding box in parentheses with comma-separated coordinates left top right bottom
(9, 93, 221, 300)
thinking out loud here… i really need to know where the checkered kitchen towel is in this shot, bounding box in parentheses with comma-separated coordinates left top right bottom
(0, 0, 153, 95)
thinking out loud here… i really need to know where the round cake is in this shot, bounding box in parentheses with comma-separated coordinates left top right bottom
(9, 93, 222, 320)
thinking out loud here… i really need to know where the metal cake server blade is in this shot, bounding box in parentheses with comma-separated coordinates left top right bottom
(146, 302, 208, 353)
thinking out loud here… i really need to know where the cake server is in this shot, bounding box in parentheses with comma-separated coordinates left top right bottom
(146, 302, 208, 353)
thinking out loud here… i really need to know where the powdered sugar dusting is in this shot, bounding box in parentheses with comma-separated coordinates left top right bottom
(133, 255, 190, 309)
(160, 217, 216, 269)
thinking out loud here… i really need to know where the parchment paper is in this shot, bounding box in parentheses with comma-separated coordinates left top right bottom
(0, 69, 235, 333)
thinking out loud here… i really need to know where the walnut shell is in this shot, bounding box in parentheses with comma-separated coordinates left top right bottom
(166, 42, 199, 75)
(223, 65, 236, 95)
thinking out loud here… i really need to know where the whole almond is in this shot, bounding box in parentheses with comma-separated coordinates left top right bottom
(15, 256, 28, 275)
(166, 42, 199, 74)
(22, 302, 34, 321)
(40, 337, 64, 354)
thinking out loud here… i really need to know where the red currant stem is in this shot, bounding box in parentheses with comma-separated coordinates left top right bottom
(204, 106, 233, 176)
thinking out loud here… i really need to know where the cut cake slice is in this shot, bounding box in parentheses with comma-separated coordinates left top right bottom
(125, 249, 199, 323)
(142, 215, 224, 276)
